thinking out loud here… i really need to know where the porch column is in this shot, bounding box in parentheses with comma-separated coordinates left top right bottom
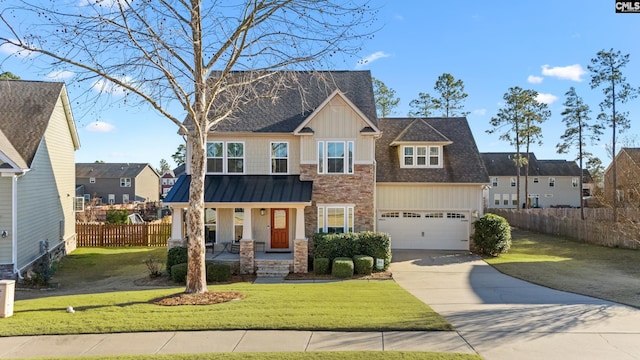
(168, 207, 186, 249)
(293, 205, 308, 273)
(242, 207, 253, 241)
(240, 207, 255, 274)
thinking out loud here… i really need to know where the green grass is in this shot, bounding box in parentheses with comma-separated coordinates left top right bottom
(7, 247, 451, 336)
(22, 352, 482, 360)
(485, 229, 640, 308)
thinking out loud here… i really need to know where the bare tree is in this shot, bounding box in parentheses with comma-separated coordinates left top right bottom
(1, 0, 376, 294)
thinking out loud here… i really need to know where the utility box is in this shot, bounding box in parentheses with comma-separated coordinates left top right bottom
(0, 280, 15, 318)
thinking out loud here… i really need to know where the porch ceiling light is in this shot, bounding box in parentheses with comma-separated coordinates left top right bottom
(260, 208, 266, 216)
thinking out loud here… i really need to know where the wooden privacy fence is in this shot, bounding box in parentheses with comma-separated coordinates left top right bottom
(76, 222, 171, 247)
(490, 209, 640, 250)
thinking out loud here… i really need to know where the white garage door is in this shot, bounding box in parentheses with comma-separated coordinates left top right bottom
(378, 211, 470, 250)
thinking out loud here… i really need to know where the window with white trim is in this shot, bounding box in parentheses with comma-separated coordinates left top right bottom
(572, 177, 579, 188)
(511, 194, 518, 206)
(108, 194, 115, 205)
(122, 194, 129, 204)
(207, 141, 244, 174)
(533, 177, 539, 183)
(74, 197, 84, 212)
(317, 141, 353, 174)
(492, 177, 498, 187)
(401, 145, 442, 168)
(510, 177, 516, 187)
(317, 205, 354, 233)
(549, 177, 555, 187)
(271, 142, 288, 174)
(120, 177, 131, 187)
(494, 194, 500, 205)
(89, 177, 96, 184)
(503, 194, 509, 205)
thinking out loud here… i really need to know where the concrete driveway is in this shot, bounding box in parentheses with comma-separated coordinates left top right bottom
(390, 250, 640, 360)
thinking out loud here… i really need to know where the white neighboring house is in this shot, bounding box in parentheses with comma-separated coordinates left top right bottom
(482, 152, 582, 209)
(0, 80, 81, 280)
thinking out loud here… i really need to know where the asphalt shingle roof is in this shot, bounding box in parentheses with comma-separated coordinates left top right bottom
(392, 119, 451, 143)
(481, 152, 581, 177)
(205, 71, 377, 133)
(376, 117, 489, 183)
(76, 163, 154, 178)
(0, 80, 66, 167)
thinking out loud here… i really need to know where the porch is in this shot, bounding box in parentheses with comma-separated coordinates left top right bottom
(206, 245, 296, 276)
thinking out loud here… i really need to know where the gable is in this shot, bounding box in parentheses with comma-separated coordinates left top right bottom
(297, 92, 379, 138)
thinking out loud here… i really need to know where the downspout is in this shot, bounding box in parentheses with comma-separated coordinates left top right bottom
(12, 170, 29, 279)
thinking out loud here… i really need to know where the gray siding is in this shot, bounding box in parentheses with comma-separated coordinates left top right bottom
(486, 176, 581, 209)
(0, 178, 12, 264)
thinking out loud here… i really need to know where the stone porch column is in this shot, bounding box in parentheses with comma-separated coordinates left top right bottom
(168, 207, 185, 249)
(293, 206, 308, 273)
(239, 239, 254, 275)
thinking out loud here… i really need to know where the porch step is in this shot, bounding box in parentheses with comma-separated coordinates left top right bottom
(256, 263, 290, 278)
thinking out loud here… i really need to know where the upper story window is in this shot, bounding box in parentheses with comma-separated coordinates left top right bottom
(572, 177, 579, 188)
(401, 145, 442, 168)
(120, 177, 131, 187)
(533, 177, 539, 183)
(161, 179, 168, 185)
(207, 141, 245, 174)
(492, 177, 498, 187)
(549, 177, 556, 187)
(510, 177, 516, 187)
(89, 177, 96, 184)
(271, 142, 289, 174)
(318, 140, 354, 174)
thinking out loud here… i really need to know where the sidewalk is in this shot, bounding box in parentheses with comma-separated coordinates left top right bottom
(0, 330, 475, 358)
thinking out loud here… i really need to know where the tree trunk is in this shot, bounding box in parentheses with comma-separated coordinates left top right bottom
(185, 133, 207, 293)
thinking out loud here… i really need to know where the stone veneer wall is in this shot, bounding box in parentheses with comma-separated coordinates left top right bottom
(299, 164, 375, 255)
(293, 239, 308, 273)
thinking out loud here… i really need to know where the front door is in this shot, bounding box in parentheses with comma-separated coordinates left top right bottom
(271, 209, 289, 249)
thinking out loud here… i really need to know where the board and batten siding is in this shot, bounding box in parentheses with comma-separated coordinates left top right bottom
(300, 97, 375, 164)
(0, 178, 13, 264)
(207, 135, 301, 175)
(376, 184, 485, 212)
(16, 96, 77, 270)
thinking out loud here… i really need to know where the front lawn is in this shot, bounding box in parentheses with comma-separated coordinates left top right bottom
(485, 229, 640, 308)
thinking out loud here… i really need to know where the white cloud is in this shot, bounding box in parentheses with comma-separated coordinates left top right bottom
(394, 14, 404, 21)
(536, 93, 558, 104)
(46, 70, 75, 80)
(541, 64, 585, 82)
(473, 108, 487, 116)
(91, 77, 132, 96)
(0, 42, 35, 58)
(355, 51, 391, 69)
(527, 75, 543, 84)
(86, 121, 115, 132)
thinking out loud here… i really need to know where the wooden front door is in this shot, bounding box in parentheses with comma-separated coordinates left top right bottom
(270, 209, 289, 249)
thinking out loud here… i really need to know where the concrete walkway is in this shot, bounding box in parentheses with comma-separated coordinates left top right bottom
(0, 330, 474, 358)
(390, 250, 640, 360)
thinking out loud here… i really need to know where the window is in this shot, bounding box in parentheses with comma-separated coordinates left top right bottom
(162, 179, 168, 185)
(424, 212, 443, 218)
(205, 208, 217, 244)
(83, 194, 90, 203)
(271, 142, 289, 174)
(510, 177, 516, 187)
(533, 177, 539, 183)
(108, 194, 115, 205)
(120, 177, 131, 187)
(511, 194, 518, 206)
(380, 212, 399, 218)
(549, 177, 555, 187)
(122, 194, 129, 204)
(572, 177, 579, 188)
(74, 197, 84, 212)
(492, 177, 498, 187)
(403, 212, 421, 218)
(494, 194, 500, 205)
(317, 205, 354, 233)
(89, 177, 96, 184)
(503, 194, 509, 205)
(234, 208, 244, 241)
(447, 213, 466, 219)
(317, 141, 354, 174)
(207, 141, 244, 173)
(401, 145, 441, 168)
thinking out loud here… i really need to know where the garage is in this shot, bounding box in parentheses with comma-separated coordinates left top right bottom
(377, 211, 470, 250)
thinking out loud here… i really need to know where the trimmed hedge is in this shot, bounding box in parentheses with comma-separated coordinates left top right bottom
(207, 263, 231, 282)
(473, 213, 512, 256)
(353, 255, 373, 275)
(166, 246, 188, 275)
(313, 232, 391, 271)
(170, 263, 188, 283)
(332, 257, 354, 278)
(313, 258, 330, 275)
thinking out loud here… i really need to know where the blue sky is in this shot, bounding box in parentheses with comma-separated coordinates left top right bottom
(1, 0, 639, 170)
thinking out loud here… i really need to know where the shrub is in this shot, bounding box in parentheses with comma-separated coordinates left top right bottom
(332, 257, 354, 278)
(105, 208, 129, 224)
(358, 231, 391, 271)
(170, 263, 188, 283)
(166, 246, 188, 275)
(207, 263, 231, 282)
(313, 258, 330, 275)
(145, 256, 163, 278)
(353, 255, 373, 275)
(313, 232, 391, 271)
(472, 213, 512, 256)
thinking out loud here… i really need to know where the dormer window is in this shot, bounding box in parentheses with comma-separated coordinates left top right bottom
(401, 145, 442, 168)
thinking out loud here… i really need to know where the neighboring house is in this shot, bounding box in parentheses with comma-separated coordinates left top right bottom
(482, 152, 582, 209)
(604, 147, 640, 205)
(375, 118, 489, 250)
(163, 71, 487, 274)
(76, 163, 160, 205)
(582, 169, 594, 197)
(0, 80, 81, 280)
(160, 170, 176, 198)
